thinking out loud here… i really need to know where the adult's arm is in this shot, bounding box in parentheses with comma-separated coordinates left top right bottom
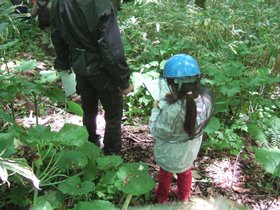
(97, 8, 130, 91)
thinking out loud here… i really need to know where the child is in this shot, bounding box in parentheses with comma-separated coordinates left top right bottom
(149, 54, 214, 203)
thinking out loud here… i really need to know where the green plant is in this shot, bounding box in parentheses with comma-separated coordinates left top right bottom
(0, 1, 20, 53)
(0, 111, 154, 209)
(248, 105, 280, 149)
(0, 149, 40, 209)
(1, 0, 280, 208)
(247, 104, 280, 195)
(120, 0, 280, 125)
(255, 147, 280, 177)
(0, 59, 65, 123)
(254, 147, 280, 198)
(202, 123, 246, 156)
(0, 152, 40, 189)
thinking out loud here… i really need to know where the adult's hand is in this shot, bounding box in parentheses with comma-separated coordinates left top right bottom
(57, 69, 73, 74)
(122, 84, 134, 95)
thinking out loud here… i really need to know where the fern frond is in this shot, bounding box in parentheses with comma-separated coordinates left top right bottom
(268, 117, 280, 149)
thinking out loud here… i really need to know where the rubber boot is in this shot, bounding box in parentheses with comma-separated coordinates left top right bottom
(156, 168, 173, 203)
(177, 169, 192, 202)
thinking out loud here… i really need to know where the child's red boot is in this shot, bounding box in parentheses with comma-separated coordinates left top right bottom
(177, 169, 192, 202)
(155, 168, 173, 204)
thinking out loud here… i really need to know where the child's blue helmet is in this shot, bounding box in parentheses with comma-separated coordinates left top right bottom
(163, 54, 201, 80)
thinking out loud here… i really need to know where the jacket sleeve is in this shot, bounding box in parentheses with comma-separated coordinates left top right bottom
(149, 107, 160, 130)
(97, 8, 130, 90)
(149, 106, 176, 141)
(50, 1, 70, 70)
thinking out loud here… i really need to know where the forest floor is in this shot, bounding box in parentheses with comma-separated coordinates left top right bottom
(10, 52, 279, 210)
(16, 98, 280, 210)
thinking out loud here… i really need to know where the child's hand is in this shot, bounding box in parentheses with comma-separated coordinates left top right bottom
(153, 101, 159, 108)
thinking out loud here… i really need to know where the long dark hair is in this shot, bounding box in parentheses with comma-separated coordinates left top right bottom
(165, 79, 199, 138)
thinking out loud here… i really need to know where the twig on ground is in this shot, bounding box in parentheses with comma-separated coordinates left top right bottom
(123, 130, 153, 143)
(230, 148, 243, 193)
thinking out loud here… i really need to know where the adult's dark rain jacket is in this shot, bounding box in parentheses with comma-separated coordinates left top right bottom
(51, 0, 130, 91)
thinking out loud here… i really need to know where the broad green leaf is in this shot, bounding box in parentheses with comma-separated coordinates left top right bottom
(0, 133, 17, 157)
(36, 190, 65, 210)
(82, 160, 98, 181)
(39, 70, 59, 84)
(45, 87, 66, 103)
(255, 147, 280, 176)
(143, 70, 160, 79)
(115, 162, 154, 195)
(214, 98, 228, 114)
(71, 201, 117, 210)
(0, 109, 14, 123)
(274, 100, 280, 108)
(147, 61, 159, 67)
(247, 71, 280, 88)
(20, 80, 42, 95)
(159, 60, 167, 70)
(26, 125, 54, 145)
(213, 73, 227, 84)
(30, 201, 52, 210)
(0, 158, 40, 189)
(0, 39, 19, 50)
(79, 142, 102, 159)
(10, 188, 31, 208)
(205, 117, 221, 134)
(0, 23, 8, 35)
(56, 124, 87, 147)
(204, 65, 219, 76)
(220, 83, 240, 97)
(97, 155, 123, 170)
(58, 176, 94, 196)
(67, 101, 83, 116)
(56, 150, 88, 170)
(248, 124, 266, 142)
(222, 62, 244, 77)
(0, 88, 18, 101)
(97, 170, 117, 186)
(7, 124, 27, 142)
(201, 78, 216, 85)
(14, 60, 37, 71)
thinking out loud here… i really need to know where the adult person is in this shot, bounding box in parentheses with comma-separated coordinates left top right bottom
(51, 0, 133, 155)
(149, 54, 214, 203)
(31, 0, 51, 30)
(11, 0, 29, 17)
(31, 0, 51, 46)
